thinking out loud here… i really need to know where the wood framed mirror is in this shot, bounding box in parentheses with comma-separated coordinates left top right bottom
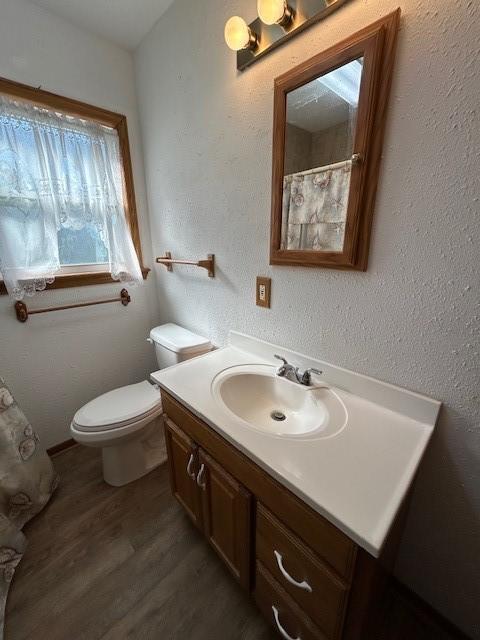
(270, 10, 401, 270)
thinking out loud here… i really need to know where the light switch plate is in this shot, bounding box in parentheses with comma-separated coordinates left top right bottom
(256, 277, 271, 309)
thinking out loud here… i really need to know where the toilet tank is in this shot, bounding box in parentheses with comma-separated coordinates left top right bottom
(149, 323, 212, 369)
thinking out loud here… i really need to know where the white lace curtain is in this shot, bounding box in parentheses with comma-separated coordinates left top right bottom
(0, 95, 143, 300)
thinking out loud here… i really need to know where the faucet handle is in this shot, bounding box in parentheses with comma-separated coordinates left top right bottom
(274, 354, 290, 377)
(301, 368, 323, 386)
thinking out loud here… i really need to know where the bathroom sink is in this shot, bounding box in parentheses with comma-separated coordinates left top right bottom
(211, 364, 347, 439)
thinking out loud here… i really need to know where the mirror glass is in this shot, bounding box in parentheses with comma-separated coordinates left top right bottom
(281, 58, 364, 252)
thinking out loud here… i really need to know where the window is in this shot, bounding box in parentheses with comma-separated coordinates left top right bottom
(0, 77, 148, 299)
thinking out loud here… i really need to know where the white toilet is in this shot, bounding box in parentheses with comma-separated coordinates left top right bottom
(70, 323, 211, 486)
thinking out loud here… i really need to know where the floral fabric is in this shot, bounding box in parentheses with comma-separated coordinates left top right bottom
(281, 160, 352, 251)
(0, 379, 58, 639)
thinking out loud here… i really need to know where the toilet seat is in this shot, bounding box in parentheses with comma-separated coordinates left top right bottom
(70, 405, 164, 448)
(72, 381, 162, 432)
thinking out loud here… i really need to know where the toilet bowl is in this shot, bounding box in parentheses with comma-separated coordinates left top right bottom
(70, 324, 211, 486)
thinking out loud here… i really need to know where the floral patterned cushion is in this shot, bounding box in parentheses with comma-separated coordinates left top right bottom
(0, 378, 58, 640)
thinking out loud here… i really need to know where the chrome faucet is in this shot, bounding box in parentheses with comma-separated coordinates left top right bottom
(274, 355, 323, 387)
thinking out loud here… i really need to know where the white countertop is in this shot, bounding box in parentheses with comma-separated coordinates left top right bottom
(151, 332, 441, 557)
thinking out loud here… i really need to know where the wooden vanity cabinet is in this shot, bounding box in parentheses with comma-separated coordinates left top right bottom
(162, 391, 392, 640)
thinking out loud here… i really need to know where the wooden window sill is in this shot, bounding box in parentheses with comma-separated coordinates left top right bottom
(0, 267, 150, 296)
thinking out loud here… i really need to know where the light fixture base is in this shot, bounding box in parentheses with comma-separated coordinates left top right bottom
(248, 30, 259, 50)
(278, 4, 295, 28)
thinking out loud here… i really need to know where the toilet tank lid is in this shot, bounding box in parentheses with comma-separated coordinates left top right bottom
(149, 323, 211, 355)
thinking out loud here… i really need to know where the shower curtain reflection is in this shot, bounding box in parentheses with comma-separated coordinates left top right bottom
(281, 160, 352, 252)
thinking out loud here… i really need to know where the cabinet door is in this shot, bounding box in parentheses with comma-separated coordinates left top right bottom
(164, 419, 202, 528)
(197, 448, 252, 589)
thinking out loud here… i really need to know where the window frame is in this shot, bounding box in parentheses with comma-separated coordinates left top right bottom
(0, 76, 149, 295)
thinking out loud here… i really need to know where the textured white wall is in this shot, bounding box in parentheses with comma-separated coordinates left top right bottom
(134, 0, 480, 636)
(0, 0, 160, 449)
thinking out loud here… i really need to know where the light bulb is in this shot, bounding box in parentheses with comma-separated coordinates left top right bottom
(257, 0, 294, 27)
(224, 16, 257, 51)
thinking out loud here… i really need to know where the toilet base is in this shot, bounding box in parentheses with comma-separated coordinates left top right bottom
(102, 416, 166, 486)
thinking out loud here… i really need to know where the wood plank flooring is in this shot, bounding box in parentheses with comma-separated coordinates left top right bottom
(5, 445, 276, 640)
(5, 445, 467, 640)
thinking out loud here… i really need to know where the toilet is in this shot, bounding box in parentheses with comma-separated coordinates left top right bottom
(70, 323, 211, 486)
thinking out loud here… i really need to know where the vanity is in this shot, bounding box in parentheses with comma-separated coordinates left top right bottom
(151, 332, 440, 640)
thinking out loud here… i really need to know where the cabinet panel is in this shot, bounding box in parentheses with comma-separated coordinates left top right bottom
(198, 448, 252, 590)
(164, 419, 202, 528)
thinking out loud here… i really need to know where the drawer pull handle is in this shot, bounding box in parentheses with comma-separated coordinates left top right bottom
(196, 463, 206, 490)
(274, 550, 312, 593)
(186, 453, 196, 480)
(272, 606, 301, 640)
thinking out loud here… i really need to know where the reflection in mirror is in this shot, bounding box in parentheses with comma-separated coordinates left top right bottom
(281, 58, 363, 252)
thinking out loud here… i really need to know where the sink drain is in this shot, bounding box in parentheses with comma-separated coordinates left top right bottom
(271, 410, 286, 422)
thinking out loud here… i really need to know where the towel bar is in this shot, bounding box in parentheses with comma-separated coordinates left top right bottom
(155, 252, 215, 278)
(14, 288, 131, 322)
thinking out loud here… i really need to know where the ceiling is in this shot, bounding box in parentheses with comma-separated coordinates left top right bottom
(28, 0, 176, 50)
(286, 60, 362, 133)
(287, 81, 350, 133)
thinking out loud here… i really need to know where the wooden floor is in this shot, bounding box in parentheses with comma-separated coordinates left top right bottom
(5, 446, 465, 640)
(6, 445, 276, 640)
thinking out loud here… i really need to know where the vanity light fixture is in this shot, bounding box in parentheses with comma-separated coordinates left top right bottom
(257, 0, 294, 28)
(225, 0, 355, 71)
(224, 16, 258, 51)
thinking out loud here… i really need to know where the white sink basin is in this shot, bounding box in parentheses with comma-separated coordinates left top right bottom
(211, 364, 348, 439)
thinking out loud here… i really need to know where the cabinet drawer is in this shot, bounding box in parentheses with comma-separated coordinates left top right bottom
(256, 504, 348, 639)
(255, 561, 327, 640)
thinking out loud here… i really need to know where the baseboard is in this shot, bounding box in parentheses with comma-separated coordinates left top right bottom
(47, 438, 78, 456)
